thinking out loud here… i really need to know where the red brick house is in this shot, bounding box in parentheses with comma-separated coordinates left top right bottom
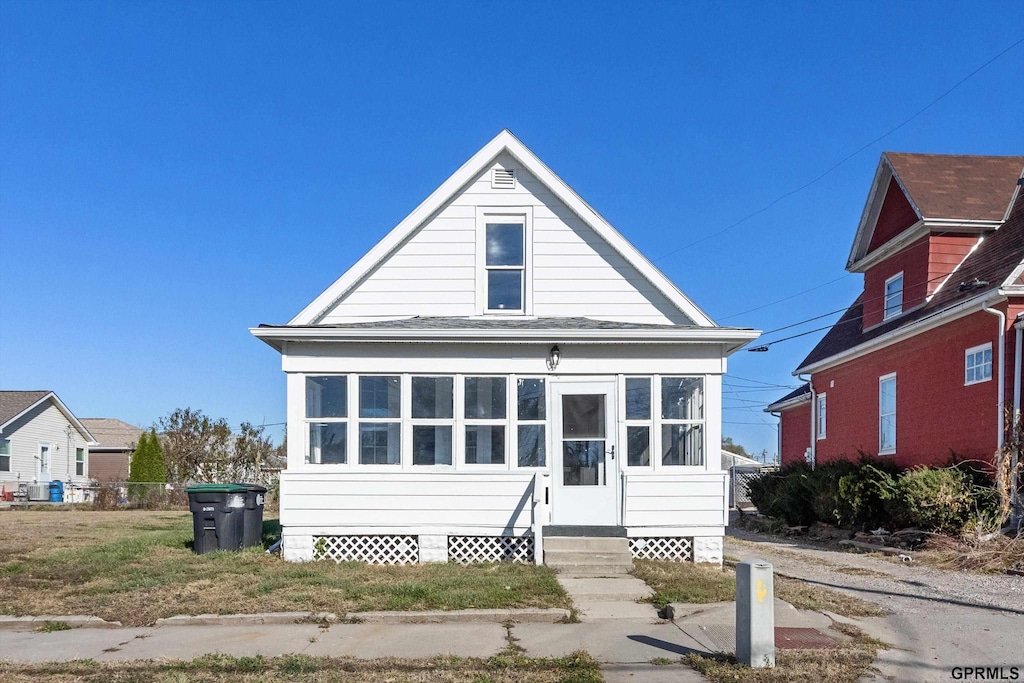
(768, 153, 1024, 468)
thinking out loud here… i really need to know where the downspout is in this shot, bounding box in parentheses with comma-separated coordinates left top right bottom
(1013, 314, 1023, 525)
(982, 306, 1006, 451)
(769, 411, 782, 466)
(798, 374, 815, 467)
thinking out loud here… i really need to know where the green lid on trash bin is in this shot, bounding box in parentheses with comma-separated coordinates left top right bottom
(185, 483, 249, 494)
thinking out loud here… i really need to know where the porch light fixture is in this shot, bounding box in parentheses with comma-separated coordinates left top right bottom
(547, 345, 561, 371)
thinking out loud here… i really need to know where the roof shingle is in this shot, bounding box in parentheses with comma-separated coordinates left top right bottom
(0, 391, 52, 427)
(885, 152, 1023, 221)
(79, 418, 145, 450)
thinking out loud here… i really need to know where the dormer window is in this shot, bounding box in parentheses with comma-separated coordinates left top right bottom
(485, 221, 525, 312)
(883, 272, 903, 320)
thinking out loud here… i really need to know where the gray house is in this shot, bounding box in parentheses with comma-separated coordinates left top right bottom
(0, 391, 96, 498)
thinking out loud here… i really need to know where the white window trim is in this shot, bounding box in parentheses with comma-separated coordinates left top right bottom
(883, 271, 904, 321)
(621, 375, 654, 470)
(655, 375, 707, 470)
(878, 373, 897, 455)
(0, 437, 10, 472)
(408, 375, 457, 470)
(514, 375, 549, 470)
(461, 375, 511, 469)
(75, 448, 86, 477)
(476, 206, 533, 315)
(303, 374, 351, 468)
(964, 343, 993, 386)
(816, 393, 827, 440)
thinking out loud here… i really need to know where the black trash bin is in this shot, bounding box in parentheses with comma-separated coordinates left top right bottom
(185, 483, 247, 554)
(233, 483, 268, 549)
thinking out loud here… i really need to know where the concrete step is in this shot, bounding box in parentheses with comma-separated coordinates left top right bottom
(543, 536, 631, 553)
(548, 563, 634, 576)
(543, 550, 632, 564)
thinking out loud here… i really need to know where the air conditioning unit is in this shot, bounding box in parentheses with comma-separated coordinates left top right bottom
(27, 484, 49, 501)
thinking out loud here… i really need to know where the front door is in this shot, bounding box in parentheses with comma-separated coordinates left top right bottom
(39, 444, 50, 481)
(551, 380, 618, 526)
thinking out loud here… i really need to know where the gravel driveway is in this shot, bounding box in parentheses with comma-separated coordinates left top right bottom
(726, 527, 1024, 682)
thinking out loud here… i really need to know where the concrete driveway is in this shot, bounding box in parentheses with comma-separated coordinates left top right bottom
(726, 527, 1024, 682)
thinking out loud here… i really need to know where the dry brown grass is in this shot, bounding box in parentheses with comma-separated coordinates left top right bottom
(682, 623, 881, 682)
(0, 652, 602, 682)
(916, 532, 1024, 574)
(0, 511, 569, 626)
(633, 560, 886, 618)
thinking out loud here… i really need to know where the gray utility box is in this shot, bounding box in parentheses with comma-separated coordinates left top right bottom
(186, 484, 247, 554)
(736, 559, 776, 668)
(27, 483, 50, 501)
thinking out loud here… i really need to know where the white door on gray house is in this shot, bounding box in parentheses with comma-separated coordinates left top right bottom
(39, 444, 50, 481)
(551, 380, 619, 525)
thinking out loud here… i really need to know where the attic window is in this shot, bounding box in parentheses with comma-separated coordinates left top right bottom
(883, 272, 903, 320)
(491, 168, 516, 189)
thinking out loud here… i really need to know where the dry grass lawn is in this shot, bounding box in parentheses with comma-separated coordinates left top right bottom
(0, 511, 569, 626)
(0, 653, 602, 683)
(682, 623, 883, 683)
(632, 560, 887, 617)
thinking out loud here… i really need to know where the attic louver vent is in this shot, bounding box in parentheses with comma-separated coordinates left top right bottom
(491, 168, 516, 189)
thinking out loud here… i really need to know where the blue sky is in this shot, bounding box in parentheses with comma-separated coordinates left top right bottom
(1, 2, 1021, 456)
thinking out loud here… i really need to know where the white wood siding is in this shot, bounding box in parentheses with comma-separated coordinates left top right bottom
(622, 473, 728, 528)
(319, 153, 692, 325)
(280, 472, 536, 530)
(0, 401, 92, 487)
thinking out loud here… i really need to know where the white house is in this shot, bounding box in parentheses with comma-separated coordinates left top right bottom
(252, 131, 759, 567)
(0, 391, 96, 498)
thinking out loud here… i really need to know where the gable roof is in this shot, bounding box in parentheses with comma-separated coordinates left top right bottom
(797, 177, 1024, 374)
(288, 130, 716, 328)
(0, 390, 96, 442)
(79, 418, 145, 450)
(847, 153, 1024, 270)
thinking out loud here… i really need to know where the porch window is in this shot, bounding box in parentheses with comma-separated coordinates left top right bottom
(465, 376, 506, 464)
(625, 377, 652, 466)
(359, 376, 401, 465)
(0, 438, 9, 472)
(76, 448, 85, 476)
(485, 223, 524, 312)
(411, 376, 454, 466)
(661, 377, 704, 466)
(517, 378, 546, 467)
(305, 376, 348, 464)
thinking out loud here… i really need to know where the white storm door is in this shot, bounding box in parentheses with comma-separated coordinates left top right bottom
(39, 444, 50, 481)
(551, 381, 618, 526)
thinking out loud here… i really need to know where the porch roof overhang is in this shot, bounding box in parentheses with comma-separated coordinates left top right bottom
(251, 319, 761, 355)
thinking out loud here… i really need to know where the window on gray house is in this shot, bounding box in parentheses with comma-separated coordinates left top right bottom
(517, 378, 545, 467)
(359, 376, 401, 465)
(661, 377, 704, 466)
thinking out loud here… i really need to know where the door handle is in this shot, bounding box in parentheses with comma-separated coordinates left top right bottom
(608, 445, 615, 460)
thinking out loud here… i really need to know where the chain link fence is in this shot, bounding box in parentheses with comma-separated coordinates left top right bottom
(729, 465, 777, 510)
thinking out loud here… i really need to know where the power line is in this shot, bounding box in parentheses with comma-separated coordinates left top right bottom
(652, 35, 1024, 262)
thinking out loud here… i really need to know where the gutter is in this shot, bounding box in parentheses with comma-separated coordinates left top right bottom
(795, 289, 1006, 376)
(798, 374, 815, 468)
(1013, 314, 1023, 525)
(982, 305, 1006, 450)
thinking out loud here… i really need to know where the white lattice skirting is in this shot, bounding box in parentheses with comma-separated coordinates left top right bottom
(629, 537, 694, 562)
(313, 535, 419, 565)
(448, 536, 534, 564)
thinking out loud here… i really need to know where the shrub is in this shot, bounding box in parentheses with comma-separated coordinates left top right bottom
(837, 460, 900, 530)
(806, 460, 859, 525)
(747, 463, 816, 526)
(894, 467, 972, 532)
